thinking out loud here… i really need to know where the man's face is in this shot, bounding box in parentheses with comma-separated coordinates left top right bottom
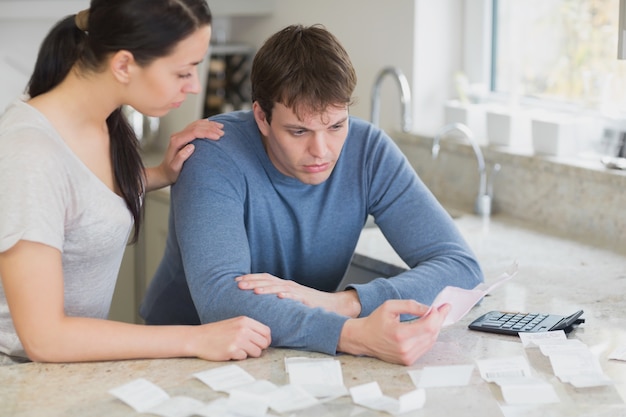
(253, 102, 349, 185)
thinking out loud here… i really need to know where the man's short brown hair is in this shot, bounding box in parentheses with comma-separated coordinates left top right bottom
(251, 24, 357, 124)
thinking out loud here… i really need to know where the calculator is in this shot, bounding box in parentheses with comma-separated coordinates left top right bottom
(468, 309, 585, 335)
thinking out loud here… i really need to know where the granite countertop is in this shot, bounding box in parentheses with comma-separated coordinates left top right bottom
(1, 212, 625, 417)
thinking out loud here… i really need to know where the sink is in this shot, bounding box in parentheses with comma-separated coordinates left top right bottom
(446, 208, 464, 219)
(338, 253, 408, 290)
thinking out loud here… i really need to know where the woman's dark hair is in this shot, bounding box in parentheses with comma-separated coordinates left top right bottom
(26, 0, 212, 242)
(251, 24, 357, 124)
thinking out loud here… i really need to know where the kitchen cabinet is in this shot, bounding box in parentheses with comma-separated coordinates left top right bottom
(108, 244, 136, 324)
(108, 188, 170, 324)
(140, 189, 171, 294)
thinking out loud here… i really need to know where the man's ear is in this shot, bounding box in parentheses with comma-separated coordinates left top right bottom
(252, 102, 271, 136)
(109, 50, 136, 84)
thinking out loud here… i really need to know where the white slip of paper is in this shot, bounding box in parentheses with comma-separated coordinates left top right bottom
(226, 379, 277, 395)
(475, 355, 532, 383)
(525, 335, 614, 388)
(108, 378, 204, 416)
(108, 378, 171, 413)
(408, 364, 474, 388)
(147, 397, 207, 417)
(268, 384, 320, 414)
(193, 364, 256, 392)
(475, 356, 560, 405)
(284, 357, 348, 398)
(110, 367, 327, 417)
(193, 397, 272, 417)
(495, 376, 559, 405)
(547, 347, 613, 388)
(194, 365, 323, 415)
(349, 381, 426, 415)
(428, 261, 518, 326)
(193, 398, 253, 417)
(537, 339, 587, 356)
(518, 330, 567, 348)
(227, 390, 269, 417)
(609, 345, 626, 361)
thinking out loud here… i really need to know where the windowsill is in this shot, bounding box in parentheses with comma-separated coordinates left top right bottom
(393, 130, 626, 252)
(396, 131, 625, 180)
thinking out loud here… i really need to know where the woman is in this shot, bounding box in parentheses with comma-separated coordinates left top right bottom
(0, 0, 270, 365)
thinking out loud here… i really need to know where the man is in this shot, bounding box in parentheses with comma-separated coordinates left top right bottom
(141, 24, 484, 365)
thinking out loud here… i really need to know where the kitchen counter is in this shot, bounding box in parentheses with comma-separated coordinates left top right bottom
(2, 212, 626, 417)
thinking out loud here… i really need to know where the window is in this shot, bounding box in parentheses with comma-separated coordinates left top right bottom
(464, 0, 626, 118)
(492, 0, 626, 117)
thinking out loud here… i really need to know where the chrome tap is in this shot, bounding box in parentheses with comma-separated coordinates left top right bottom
(370, 66, 412, 133)
(432, 122, 497, 216)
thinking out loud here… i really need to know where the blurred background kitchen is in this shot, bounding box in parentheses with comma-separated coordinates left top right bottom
(2, 0, 626, 155)
(1, 0, 625, 324)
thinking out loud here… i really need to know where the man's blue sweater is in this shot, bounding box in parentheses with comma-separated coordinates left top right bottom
(140, 111, 483, 355)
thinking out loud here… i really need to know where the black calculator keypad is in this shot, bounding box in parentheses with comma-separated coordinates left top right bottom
(467, 310, 578, 335)
(476, 312, 549, 332)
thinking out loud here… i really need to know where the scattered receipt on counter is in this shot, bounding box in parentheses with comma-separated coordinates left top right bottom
(428, 261, 519, 326)
(475, 356, 559, 405)
(193, 364, 256, 392)
(518, 329, 567, 348)
(538, 342, 614, 388)
(350, 381, 425, 415)
(284, 356, 348, 399)
(408, 364, 474, 388)
(520, 333, 614, 388)
(608, 345, 626, 361)
(108, 378, 205, 416)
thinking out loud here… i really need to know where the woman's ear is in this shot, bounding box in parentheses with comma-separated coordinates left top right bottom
(252, 102, 270, 136)
(109, 50, 136, 84)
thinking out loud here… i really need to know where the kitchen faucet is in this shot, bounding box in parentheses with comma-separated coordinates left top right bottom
(370, 66, 412, 133)
(432, 122, 498, 216)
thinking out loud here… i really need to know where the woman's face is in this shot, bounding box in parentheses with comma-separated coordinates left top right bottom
(126, 25, 211, 117)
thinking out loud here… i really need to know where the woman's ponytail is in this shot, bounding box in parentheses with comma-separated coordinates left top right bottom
(27, 15, 86, 98)
(24, 0, 212, 243)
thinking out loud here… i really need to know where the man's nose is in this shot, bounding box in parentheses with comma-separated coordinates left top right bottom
(308, 133, 328, 158)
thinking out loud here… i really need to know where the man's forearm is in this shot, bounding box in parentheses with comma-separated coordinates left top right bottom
(334, 289, 362, 318)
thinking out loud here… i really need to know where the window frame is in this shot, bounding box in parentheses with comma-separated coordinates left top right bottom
(464, 0, 626, 115)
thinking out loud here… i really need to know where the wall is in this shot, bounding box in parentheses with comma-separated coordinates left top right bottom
(0, 1, 465, 136)
(0, 0, 274, 113)
(229, 0, 462, 136)
(0, 18, 61, 111)
(396, 133, 626, 253)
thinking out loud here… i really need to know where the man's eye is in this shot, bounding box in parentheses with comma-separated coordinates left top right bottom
(330, 123, 344, 131)
(178, 73, 192, 79)
(291, 130, 306, 136)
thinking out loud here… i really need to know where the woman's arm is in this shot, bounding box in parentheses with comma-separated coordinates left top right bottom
(0, 240, 270, 363)
(144, 119, 224, 192)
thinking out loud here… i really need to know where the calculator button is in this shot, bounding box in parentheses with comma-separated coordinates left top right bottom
(480, 321, 504, 328)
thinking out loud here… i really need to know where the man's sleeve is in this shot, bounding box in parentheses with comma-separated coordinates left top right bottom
(171, 139, 349, 354)
(347, 133, 484, 317)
